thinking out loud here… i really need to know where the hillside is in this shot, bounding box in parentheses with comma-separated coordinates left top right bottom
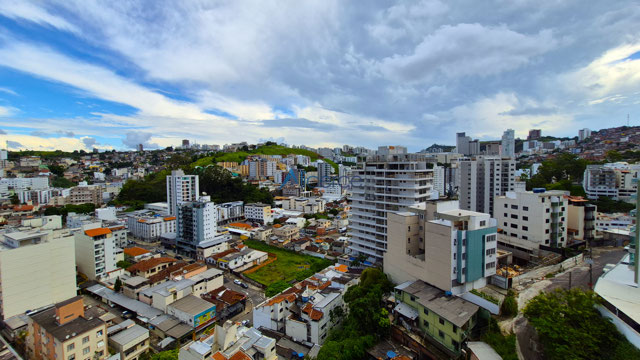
(191, 145, 321, 168)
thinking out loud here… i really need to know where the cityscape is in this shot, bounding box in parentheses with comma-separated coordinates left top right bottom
(0, 2, 639, 360)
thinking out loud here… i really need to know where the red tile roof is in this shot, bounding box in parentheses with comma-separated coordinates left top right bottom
(126, 257, 175, 273)
(84, 228, 112, 237)
(124, 247, 150, 257)
(266, 293, 296, 306)
(229, 351, 251, 360)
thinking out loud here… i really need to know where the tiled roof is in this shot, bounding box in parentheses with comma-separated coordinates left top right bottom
(210, 249, 238, 260)
(127, 257, 175, 273)
(13, 205, 34, 211)
(147, 262, 187, 284)
(302, 302, 323, 321)
(266, 293, 296, 306)
(124, 246, 150, 257)
(229, 352, 251, 360)
(163, 216, 176, 221)
(228, 222, 252, 229)
(84, 228, 112, 237)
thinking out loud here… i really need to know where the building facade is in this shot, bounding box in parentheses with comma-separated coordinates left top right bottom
(166, 169, 199, 216)
(176, 195, 219, 256)
(75, 227, 124, 281)
(244, 203, 273, 225)
(458, 156, 516, 216)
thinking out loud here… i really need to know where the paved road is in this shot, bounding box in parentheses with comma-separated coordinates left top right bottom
(545, 247, 626, 291)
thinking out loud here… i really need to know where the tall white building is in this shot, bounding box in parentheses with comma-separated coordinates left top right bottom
(348, 147, 435, 262)
(495, 190, 569, 252)
(501, 129, 515, 158)
(458, 156, 516, 216)
(317, 160, 333, 187)
(0, 229, 77, 319)
(75, 227, 124, 281)
(578, 128, 592, 141)
(455, 133, 479, 156)
(176, 195, 219, 256)
(166, 169, 199, 216)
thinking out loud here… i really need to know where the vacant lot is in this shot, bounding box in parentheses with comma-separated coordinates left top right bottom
(244, 240, 333, 285)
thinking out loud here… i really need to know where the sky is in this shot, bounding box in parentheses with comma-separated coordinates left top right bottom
(1, 1, 640, 152)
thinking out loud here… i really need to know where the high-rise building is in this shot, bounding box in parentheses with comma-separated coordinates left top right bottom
(495, 189, 569, 253)
(166, 169, 199, 216)
(455, 132, 479, 156)
(244, 203, 273, 225)
(182, 139, 190, 148)
(0, 229, 77, 319)
(578, 128, 592, 141)
(348, 147, 435, 262)
(75, 227, 124, 280)
(527, 129, 541, 140)
(501, 129, 515, 158)
(137, 143, 144, 152)
(176, 195, 219, 256)
(69, 183, 103, 206)
(384, 200, 498, 295)
(458, 156, 516, 216)
(317, 160, 333, 187)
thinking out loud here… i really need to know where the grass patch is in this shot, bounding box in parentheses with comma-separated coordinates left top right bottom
(482, 317, 518, 360)
(470, 289, 500, 305)
(545, 272, 556, 279)
(191, 145, 321, 168)
(244, 240, 333, 286)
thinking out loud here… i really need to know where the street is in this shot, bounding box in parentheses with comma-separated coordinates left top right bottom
(223, 272, 266, 325)
(545, 247, 626, 291)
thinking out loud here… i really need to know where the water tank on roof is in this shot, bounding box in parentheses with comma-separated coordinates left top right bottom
(532, 188, 546, 193)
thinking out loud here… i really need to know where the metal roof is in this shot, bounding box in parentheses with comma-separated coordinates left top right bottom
(109, 324, 149, 346)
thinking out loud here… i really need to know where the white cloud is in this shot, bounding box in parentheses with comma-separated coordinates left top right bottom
(0, 1, 79, 33)
(0, 134, 110, 152)
(0, 105, 14, 116)
(380, 23, 558, 82)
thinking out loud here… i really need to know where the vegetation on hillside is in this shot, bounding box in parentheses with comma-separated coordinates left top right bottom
(316, 268, 393, 360)
(523, 289, 640, 360)
(591, 197, 636, 213)
(191, 144, 320, 167)
(481, 317, 518, 360)
(525, 153, 589, 192)
(44, 203, 96, 216)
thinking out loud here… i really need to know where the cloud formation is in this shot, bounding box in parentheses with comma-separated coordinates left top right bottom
(122, 131, 158, 149)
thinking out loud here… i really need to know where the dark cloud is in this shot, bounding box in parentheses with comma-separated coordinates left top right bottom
(57, 130, 75, 137)
(30, 131, 48, 137)
(6, 141, 22, 149)
(261, 118, 337, 131)
(82, 137, 97, 148)
(122, 131, 158, 149)
(357, 124, 389, 132)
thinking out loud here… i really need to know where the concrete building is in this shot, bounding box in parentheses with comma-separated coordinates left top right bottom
(179, 321, 277, 360)
(273, 224, 300, 242)
(216, 201, 244, 225)
(583, 165, 618, 200)
(166, 169, 199, 216)
(578, 128, 592, 141)
(384, 200, 498, 295)
(455, 133, 480, 156)
(245, 203, 273, 225)
(75, 227, 124, 281)
(176, 195, 220, 256)
(166, 295, 216, 329)
(0, 177, 49, 197)
(126, 257, 177, 278)
(127, 212, 177, 241)
(26, 296, 108, 360)
(527, 129, 541, 140)
(253, 265, 358, 345)
(0, 229, 77, 319)
(458, 156, 516, 216)
(317, 160, 333, 187)
(349, 147, 435, 262)
(393, 280, 479, 357)
(213, 247, 268, 272)
(108, 323, 149, 360)
(69, 183, 103, 206)
(566, 196, 596, 243)
(282, 197, 326, 214)
(495, 189, 569, 253)
(501, 129, 515, 158)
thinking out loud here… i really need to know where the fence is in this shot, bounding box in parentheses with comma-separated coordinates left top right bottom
(514, 253, 584, 284)
(243, 252, 277, 275)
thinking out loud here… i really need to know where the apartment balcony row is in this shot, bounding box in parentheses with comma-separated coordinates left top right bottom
(349, 229, 386, 242)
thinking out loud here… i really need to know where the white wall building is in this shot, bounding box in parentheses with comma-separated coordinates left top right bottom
(458, 156, 516, 216)
(501, 129, 515, 158)
(176, 195, 219, 256)
(127, 212, 177, 241)
(166, 169, 199, 216)
(75, 227, 124, 281)
(244, 203, 273, 225)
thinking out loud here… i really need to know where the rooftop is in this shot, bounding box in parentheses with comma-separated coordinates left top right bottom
(109, 324, 149, 346)
(30, 306, 104, 342)
(124, 246, 151, 257)
(84, 227, 112, 237)
(127, 257, 176, 273)
(168, 295, 214, 315)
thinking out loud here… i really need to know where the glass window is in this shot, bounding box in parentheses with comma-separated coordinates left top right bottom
(82, 336, 89, 344)
(67, 343, 75, 351)
(83, 347, 90, 355)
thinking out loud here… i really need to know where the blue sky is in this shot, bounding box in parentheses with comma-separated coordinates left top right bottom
(1, 1, 640, 152)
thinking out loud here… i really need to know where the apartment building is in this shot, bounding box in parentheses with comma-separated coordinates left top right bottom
(349, 147, 435, 262)
(126, 257, 177, 278)
(27, 296, 108, 360)
(566, 196, 596, 242)
(282, 197, 326, 213)
(501, 129, 515, 158)
(0, 177, 49, 197)
(273, 224, 300, 242)
(253, 265, 358, 345)
(108, 323, 149, 360)
(216, 201, 244, 225)
(384, 200, 498, 295)
(166, 169, 199, 216)
(583, 165, 619, 200)
(578, 128, 592, 141)
(68, 183, 103, 206)
(393, 280, 479, 357)
(107, 225, 128, 249)
(176, 195, 220, 256)
(75, 227, 124, 281)
(245, 203, 273, 225)
(0, 229, 76, 319)
(127, 211, 177, 241)
(495, 190, 569, 256)
(138, 268, 223, 312)
(455, 132, 480, 156)
(458, 156, 516, 216)
(317, 160, 333, 187)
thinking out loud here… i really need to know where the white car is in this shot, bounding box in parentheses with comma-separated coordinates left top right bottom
(233, 279, 242, 286)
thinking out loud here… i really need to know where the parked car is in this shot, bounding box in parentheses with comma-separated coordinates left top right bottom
(239, 282, 248, 289)
(241, 320, 251, 327)
(233, 279, 242, 286)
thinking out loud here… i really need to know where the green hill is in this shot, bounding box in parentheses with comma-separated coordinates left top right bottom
(191, 145, 321, 168)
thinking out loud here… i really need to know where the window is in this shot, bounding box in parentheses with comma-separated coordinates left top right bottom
(522, 235, 528, 240)
(522, 226, 528, 231)
(546, 208, 550, 213)
(423, 308, 428, 315)
(546, 219, 550, 223)
(439, 330, 445, 338)
(82, 347, 90, 355)
(503, 222, 507, 226)
(523, 216, 528, 221)
(68, 355, 75, 360)
(439, 317, 445, 325)
(511, 214, 518, 219)
(545, 229, 550, 234)
(523, 206, 529, 211)
(82, 336, 89, 344)
(504, 204, 507, 208)
(486, 262, 496, 269)
(407, 238, 410, 244)
(67, 343, 75, 351)
(510, 224, 517, 229)
(452, 325, 457, 333)
(511, 205, 518, 210)
(462, 253, 466, 260)
(452, 340, 459, 350)
(410, 296, 416, 302)
(504, 213, 507, 217)
(423, 319, 429, 327)
(96, 330, 103, 337)
(480, 220, 486, 227)
(486, 248, 496, 255)
(453, 253, 456, 260)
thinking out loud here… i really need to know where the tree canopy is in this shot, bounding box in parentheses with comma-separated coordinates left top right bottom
(523, 289, 640, 360)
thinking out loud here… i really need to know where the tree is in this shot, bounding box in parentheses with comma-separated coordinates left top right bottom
(500, 290, 518, 317)
(9, 194, 19, 205)
(114, 277, 122, 292)
(151, 349, 179, 360)
(523, 289, 640, 360)
(117, 260, 132, 269)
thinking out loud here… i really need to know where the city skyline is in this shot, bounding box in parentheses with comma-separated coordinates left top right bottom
(1, 1, 640, 152)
